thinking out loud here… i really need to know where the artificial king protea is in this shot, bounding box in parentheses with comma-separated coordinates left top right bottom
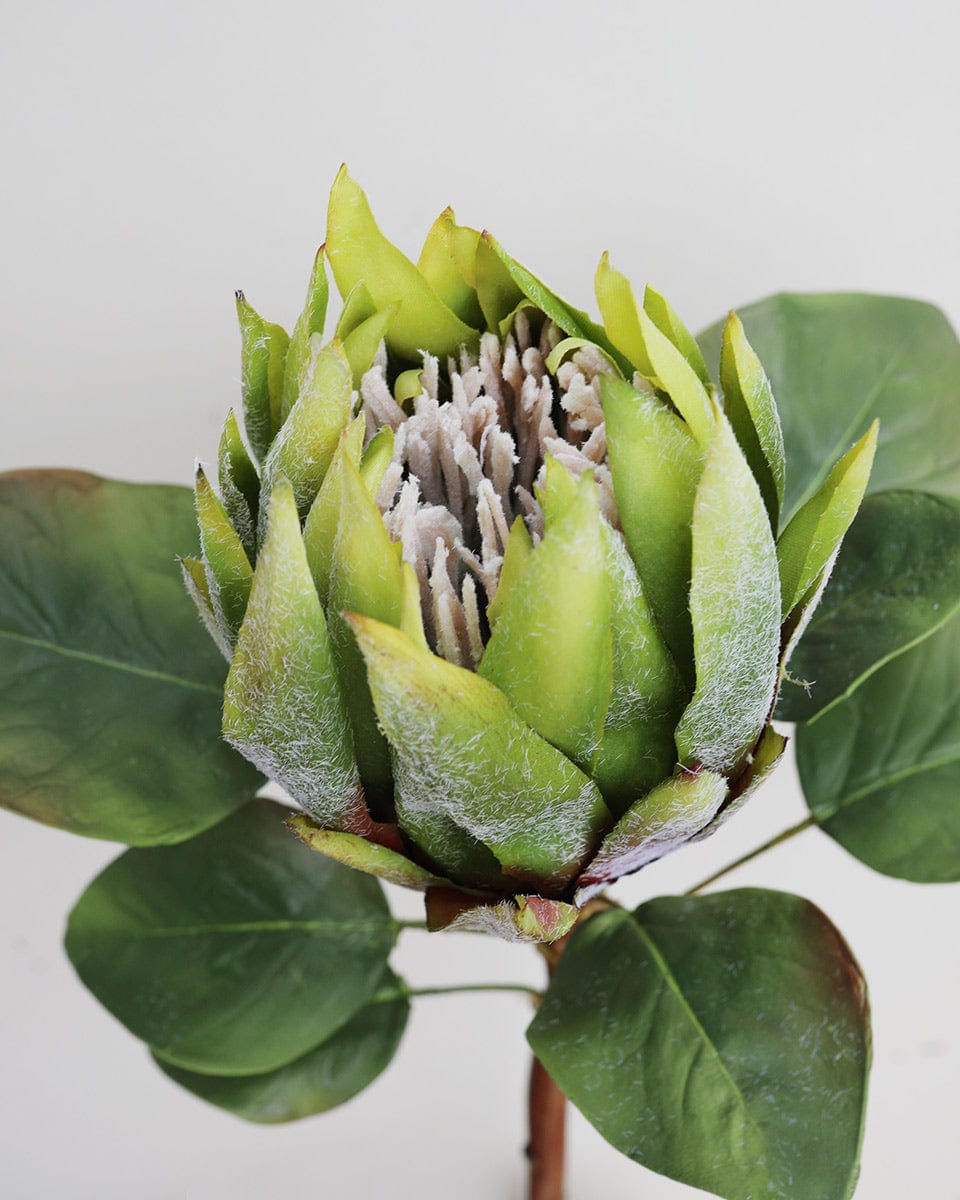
(8, 166, 960, 1200)
(186, 167, 877, 943)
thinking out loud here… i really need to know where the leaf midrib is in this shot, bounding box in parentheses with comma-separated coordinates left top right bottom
(629, 916, 770, 1167)
(822, 748, 960, 819)
(0, 626, 221, 696)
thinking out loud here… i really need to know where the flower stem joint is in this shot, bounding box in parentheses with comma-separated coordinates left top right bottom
(187, 167, 877, 943)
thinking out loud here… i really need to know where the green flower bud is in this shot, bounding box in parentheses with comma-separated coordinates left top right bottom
(187, 172, 876, 943)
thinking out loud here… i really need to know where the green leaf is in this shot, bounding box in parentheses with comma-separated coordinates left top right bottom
(260, 336, 354, 522)
(698, 293, 960, 521)
(65, 799, 396, 1076)
(478, 468, 611, 771)
(796, 612, 960, 881)
(602, 376, 704, 679)
(347, 614, 610, 890)
(281, 246, 329, 422)
(154, 969, 408, 1123)
(777, 422, 878, 619)
(528, 891, 870, 1200)
(236, 291, 289, 464)
(777, 491, 960, 722)
(675, 415, 781, 774)
(719, 311, 786, 530)
(325, 166, 478, 362)
(224, 481, 362, 831)
(0, 470, 260, 844)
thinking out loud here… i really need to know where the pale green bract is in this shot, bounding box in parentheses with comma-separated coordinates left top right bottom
(188, 168, 876, 943)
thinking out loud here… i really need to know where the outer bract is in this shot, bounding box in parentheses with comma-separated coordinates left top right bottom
(187, 169, 876, 942)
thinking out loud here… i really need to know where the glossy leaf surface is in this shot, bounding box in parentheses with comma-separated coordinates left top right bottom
(0, 471, 260, 844)
(66, 799, 395, 1075)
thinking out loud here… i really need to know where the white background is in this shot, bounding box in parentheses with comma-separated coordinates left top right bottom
(2, 2, 958, 1197)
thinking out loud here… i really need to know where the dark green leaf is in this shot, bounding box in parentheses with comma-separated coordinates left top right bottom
(797, 612, 960, 881)
(154, 969, 408, 1123)
(65, 799, 396, 1075)
(528, 892, 870, 1200)
(777, 491, 960, 721)
(0, 470, 261, 844)
(698, 293, 960, 522)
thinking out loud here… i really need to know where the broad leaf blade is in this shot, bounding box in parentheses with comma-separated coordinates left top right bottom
(65, 799, 396, 1076)
(154, 969, 409, 1123)
(528, 892, 870, 1200)
(777, 491, 960, 722)
(0, 470, 260, 844)
(796, 611, 960, 881)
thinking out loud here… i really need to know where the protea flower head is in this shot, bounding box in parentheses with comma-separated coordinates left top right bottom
(185, 167, 877, 943)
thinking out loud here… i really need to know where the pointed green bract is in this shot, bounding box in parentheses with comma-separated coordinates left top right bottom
(326, 166, 477, 361)
(217, 409, 260, 563)
(576, 769, 727, 902)
(348, 614, 610, 888)
(335, 280, 377, 340)
(635, 305, 715, 445)
(479, 471, 611, 771)
(602, 376, 704, 678)
(482, 233, 630, 373)
(777, 421, 878, 618)
(302, 417, 366, 605)
(180, 554, 230, 659)
(486, 515, 533, 629)
(342, 304, 398, 387)
(643, 284, 711, 387)
(475, 233, 524, 331)
(289, 815, 449, 891)
(327, 456, 405, 815)
(260, 336, 354, 520)
(720, 311, 786, 530)
(417, 209, 484, 328)
(236, 291, 289, 463)
(595, 254, 657, 377)
(224, 481, 362, 830)
(359, 425, 394, 496)
(194, 466, 253, 641)
(591, 527, 683, 815)
(691, 723, 788, 842)
(675, 413, 781, 774)
(281, 247, 329, 422)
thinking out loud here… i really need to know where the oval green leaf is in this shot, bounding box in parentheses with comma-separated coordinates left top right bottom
(65, 799, 396, 1076)
(0, 470, 261, 844)
(797, 611, 960, 881)
(154, 968, 409, 1123)
(528, 891, 870, 1200)
(777, 491, 960, 722)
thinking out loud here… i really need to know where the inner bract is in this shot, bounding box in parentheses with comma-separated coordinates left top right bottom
(361, 311, 621, 669)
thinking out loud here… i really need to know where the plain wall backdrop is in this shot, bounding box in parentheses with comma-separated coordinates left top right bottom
(1, 2, 958, 1197)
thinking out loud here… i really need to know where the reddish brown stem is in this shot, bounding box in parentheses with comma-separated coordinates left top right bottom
(527, 1050, 567, 1200)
